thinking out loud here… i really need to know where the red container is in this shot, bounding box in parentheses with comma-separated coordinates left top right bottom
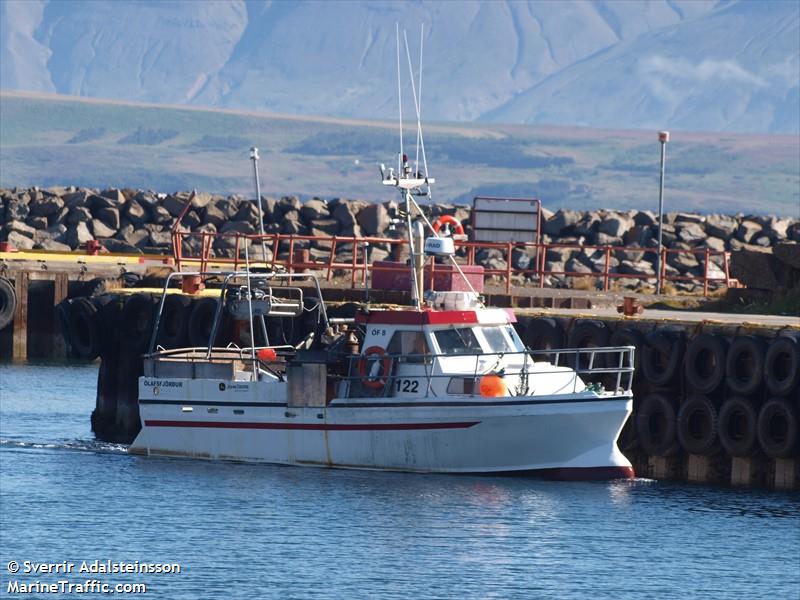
(372, 261, 484, 293)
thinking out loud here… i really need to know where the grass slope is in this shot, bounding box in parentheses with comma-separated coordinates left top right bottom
(1, 91, 798, 216)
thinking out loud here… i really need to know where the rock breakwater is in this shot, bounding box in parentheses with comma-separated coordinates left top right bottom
(2, 186, 798, 292)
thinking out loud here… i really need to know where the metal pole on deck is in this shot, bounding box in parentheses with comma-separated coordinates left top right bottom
(656, 131, 669, 295)
(250, 147, 268, 262)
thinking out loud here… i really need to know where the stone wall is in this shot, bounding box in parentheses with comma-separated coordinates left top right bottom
(2, 186, 799, 291)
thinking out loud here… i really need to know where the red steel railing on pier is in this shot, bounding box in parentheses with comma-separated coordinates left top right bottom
(171, 228, 733, 296)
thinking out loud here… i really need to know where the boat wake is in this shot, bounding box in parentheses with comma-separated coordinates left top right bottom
(0, 438, 128, 455)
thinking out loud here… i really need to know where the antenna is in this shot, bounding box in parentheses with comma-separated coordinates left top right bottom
(395, 23, 404, 176)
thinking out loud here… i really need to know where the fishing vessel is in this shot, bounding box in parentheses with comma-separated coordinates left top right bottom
(129, 30, 636, 479)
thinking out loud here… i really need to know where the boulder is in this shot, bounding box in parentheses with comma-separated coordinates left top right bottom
(623, 225, 653, 246)
(102, 239, 143, 254)
(116, 225, 149, 248)
(667, 250, 700, 272)
(545, 260, 565, 275)
(163, 193, 190, 217)
(182, 210, 202, 230)
(220, 221, 256, 235)
(543, 209, 580, 236)
(5, 200, 30, 222)
(765, 217, 792, 240)
(566, 257, 592, 274)
(332, 201, 361, 228)
(475, 248, 505, 266)
(633, 211, 656, 227)
(279, 195, 302, 212)
(300, 198, 330, 222)
(37, 239, 71, 251)
(676, 222, 706, 245)
(752, 235, 772, 247)
(125, 200, 148, 227)
(736, 220, 762, 243)
(133, 191, 159, 209)
(705, 214, 738, 239)
(357, 203, 390, 236)
(151, 205, 173, 226)
(674, 213, 704, 224)
(595, 233, 622, 246)
(91, 193, 121, 210)
(6, 231, 35, 250)
(66, 222, 93, 248)
(311, 218, 341, 236)
(94, 206, 120, 230)
(100, 188, 125, 204)
(26, 215, 48, 229)
(62, 190, 91, 208)
(203, 202, 228, 227)
(50, 205, 69, 227)
(148, 230, 172, 247)
(598, 213, 634, 238)
(6, 220, 36, 238)
(615, 245, 647, 263)
(90, 219, 116, 238)
(234, 202, 261, 227)
(511, 248, 532, 270)
(619, 260, 655, 276)
(700, 236, 726, 252)
(259, 197, 281, 222)
(281, 220, 306, 235)
(573, 213, 600, 237)
(29, 194, 64, 217)
(190, 191, 214, 210)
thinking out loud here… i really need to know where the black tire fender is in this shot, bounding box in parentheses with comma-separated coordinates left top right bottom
(684, 333, 728, 394)
(725, 335, 767, 396)
(718, 396, 760, 458)
(642, 328, 685, 387)
(635, 392, 681, 456)
(609, 326, 645, 372)
(119, 293, 156, 353)
(188, 297, 222, 348)
(567, 319, 610, 370)
(677, 393, 720, 455)
(523, 317, 565, 353)
(764, 335, 800, 397)
(757, 397, 799, 458)
(156, 294, 191, 349)
(66, 297, 101, 360)
(0, 277, 16, 330)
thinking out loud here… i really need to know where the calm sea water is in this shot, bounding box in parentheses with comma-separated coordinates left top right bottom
(1, 361, 798, 599)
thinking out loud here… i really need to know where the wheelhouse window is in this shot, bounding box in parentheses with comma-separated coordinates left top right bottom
(481, 326, 516, 354)
(434, 327, 482, 356)
(386, 330, 431, 364)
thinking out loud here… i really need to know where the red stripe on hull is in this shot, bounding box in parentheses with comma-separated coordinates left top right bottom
(144, 420, 480, 431)
(528, 466, 635, 481)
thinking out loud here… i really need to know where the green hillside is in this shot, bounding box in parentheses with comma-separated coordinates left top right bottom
(1, 92, 798, 216)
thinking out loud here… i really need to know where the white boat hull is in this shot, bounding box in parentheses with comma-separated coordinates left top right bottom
(130, 379, 634, 479)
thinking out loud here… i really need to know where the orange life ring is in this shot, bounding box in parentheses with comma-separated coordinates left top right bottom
(358, 346, 393, 390)
(432, 215, 465, 236)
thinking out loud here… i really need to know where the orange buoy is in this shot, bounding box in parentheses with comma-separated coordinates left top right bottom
(257, 348, 278, 362)
(479, 374, 507, 398)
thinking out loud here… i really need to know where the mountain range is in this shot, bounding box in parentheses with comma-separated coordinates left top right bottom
(1, 0, 798, 133)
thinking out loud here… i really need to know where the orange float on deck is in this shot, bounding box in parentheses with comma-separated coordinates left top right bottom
(479, 374, 507, 398)
(257, 348, 278, 362)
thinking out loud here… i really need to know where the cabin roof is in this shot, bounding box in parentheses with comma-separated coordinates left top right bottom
(355, 308, 516, 326)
